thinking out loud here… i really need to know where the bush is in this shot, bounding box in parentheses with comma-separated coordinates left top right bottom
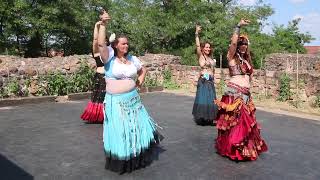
(67, 61, 95, 93)
(6, 78, 20, 96)
(315, 95, 320, 108)
(144, 75, 160, 87)
(277, 73, 292, 102)
(0, 87, 9, 98)
(1, 60, 95, 98)
(46, 72, 69, 95)
(163, 69, 180, 90)
(217, 79, 226, 96)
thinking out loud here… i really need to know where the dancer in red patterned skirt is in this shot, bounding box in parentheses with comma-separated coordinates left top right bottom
(81, 9, 114, 123)
(214, 19, 268, 161)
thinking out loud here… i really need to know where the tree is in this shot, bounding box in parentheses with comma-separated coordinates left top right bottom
(272, 18, 314, 54)
(0, 0, 314, 61)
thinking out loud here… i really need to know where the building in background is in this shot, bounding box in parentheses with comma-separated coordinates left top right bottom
(304, 46, 320, 55)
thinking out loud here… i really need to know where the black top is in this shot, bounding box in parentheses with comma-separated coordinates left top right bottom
(92, 52, 104, 67)
(94, 56, 104, 67)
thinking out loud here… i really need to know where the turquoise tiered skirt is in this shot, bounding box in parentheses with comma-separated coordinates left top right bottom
(103, 89, 161, 173)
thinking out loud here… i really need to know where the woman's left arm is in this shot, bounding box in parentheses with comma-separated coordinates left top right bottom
(136, 66, 147, 88)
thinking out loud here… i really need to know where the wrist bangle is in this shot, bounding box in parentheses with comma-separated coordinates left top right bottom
(234, 26, 240, 35)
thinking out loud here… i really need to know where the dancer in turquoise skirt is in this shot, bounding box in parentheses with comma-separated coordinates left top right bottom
(97, 11, 162, 174)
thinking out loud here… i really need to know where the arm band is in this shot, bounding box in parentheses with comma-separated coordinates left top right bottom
(234, 25, 240, 35)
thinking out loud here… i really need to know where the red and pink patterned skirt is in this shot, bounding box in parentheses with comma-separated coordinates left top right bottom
(215, 82, 268, 161)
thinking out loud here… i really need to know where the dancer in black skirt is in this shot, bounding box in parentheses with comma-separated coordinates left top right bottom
(192, 24, 218, 126)
(81, 9, 114, 123)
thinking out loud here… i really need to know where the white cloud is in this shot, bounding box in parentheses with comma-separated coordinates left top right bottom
(294, 12, 320, 45)
(293, 14, 304, 20)
(289, 0, 307, 4)
(238, 0, 257, 6)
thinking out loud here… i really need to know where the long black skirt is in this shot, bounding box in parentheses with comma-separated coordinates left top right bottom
(80, 73, 106, 123)
(192, 77, 218, 125)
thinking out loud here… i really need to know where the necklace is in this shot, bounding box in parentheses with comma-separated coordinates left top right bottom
(236, 53, 252, 70)
(202, 53, 212, 67)
(117, 57, 127, 64)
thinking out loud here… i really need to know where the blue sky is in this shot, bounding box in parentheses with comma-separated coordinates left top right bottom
(238, 0, 320, 45)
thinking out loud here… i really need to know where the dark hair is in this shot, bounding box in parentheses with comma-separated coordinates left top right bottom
(235, 36, 252, 66)
(196, 41, 213, 56)
(97, 6, 107, 15)
(111, 34, 129, 57)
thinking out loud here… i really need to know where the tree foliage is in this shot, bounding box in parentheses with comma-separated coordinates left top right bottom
(0, 0, 314, 68)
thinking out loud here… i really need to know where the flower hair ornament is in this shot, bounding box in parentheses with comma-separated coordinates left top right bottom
(109, 33, 116, 43)
(238, 34, 250, 45)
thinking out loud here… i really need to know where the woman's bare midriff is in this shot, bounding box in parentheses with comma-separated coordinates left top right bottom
(229, 75, 250, 88)
(200, 69, 214, 76)
(228, 59, 250, 88)
(105, 79, 136, 94)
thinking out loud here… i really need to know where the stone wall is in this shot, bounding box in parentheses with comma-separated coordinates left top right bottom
(1, 53, 319, 101)
(167, 53, 320, 101)
(264, 53, 320, 74)
(0, 55, 94, 78)
(0, 54, 180, 92)
(264, 53, 320, 100)
(167, 64, 269, 95)
(0, 54, 180, 77)
(168, 63, 319, 101)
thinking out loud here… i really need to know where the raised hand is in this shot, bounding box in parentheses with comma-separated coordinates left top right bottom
(100, 11, 111, 24)
(95, 21, 103, 27)
(196, 25, 202, 34)
(239, 19, 250, 27)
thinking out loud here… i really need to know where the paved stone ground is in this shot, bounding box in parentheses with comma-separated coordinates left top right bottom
(0, 92, 320, 180)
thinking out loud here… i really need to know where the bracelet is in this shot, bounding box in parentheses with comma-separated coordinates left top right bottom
(234, 26, 240, 35)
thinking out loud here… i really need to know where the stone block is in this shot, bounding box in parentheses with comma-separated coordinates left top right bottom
(63, 64, 71, 70)
(266, 77, 277, 85)
(25, 68, 37, 76)
(266, 71, 276, 78)
(9, 67, 18, 74)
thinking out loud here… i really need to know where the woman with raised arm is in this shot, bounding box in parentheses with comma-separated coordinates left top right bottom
(192, 25, 218, 126)
(97, 11, 162, 174)
(81, 9, 114, 123)
(214, 19, 268, 161)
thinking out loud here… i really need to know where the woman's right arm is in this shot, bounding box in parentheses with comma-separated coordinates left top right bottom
(98, 13, 111, 63)
(92, 22, 100, 54)
(227, 19, 250, 61)
(195, 25, 205, 67)
(227, 26, 239, 61)
(195, 25, 202, 58)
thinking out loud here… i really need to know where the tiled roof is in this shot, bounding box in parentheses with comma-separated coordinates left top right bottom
(304, 46, 320, 54)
